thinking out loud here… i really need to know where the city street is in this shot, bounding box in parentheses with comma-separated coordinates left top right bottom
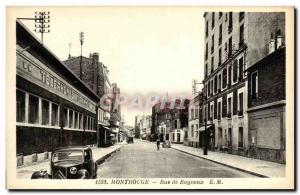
(97, 139, 257, 178)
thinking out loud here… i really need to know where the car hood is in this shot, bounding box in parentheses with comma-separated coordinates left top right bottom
(53, 161, 83, 168)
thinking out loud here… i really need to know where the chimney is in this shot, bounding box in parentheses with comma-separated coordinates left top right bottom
(275, 29, 284, 50)
(92, 52, 99, 64)
(268, 33, 275, 54)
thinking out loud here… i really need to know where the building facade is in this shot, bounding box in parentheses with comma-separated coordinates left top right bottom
(246, 45, 286, 163)
(16, 21, 99, 166)
(64, 51, 122, 146)
(202, 12, 285, 155)
(151, 99, 190, 143)
(187, 93, 201, 147)
(134, 115, 152, 139)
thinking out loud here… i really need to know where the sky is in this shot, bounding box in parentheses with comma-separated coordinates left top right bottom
(12, 7, 205, 126)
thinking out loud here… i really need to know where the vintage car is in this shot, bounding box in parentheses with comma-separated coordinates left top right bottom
(31, 146, 97, 179)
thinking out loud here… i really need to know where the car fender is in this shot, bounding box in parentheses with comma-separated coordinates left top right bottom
(77, 169, 90, 179)
(31, 170, 51, 179)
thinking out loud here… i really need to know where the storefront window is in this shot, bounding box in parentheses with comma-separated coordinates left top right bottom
(16, 90, 25, 123)
(28, 95, 39, 124)
(51, 103, 59, 126)
(42, 99, 50, 125)
(63, 107, 68, 128)
(69, 109, 73, 128)
(79, 114, 83, 129)
(74, 112, 79, 129)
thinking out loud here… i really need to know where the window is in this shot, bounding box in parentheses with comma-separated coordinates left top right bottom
(228, 37, 232, 57)
(239, 12, 245, 21)
(175, 120, 177, 129)
(211, 80, 214, 95)
(222, 68, 227, 88)
(195, 107, 199, 118)
(228, 12, 233, 33)
(51, 103, 59, 126)
(205, 63, 208, 78)
(219, 24, 222, 45)
(191, 108, 194, 120)
(217, 101, 221, 120)
(238, 127, 243, 147)
(238, 93, 244, 116)
(228, 66, 232, 87)
(239, 57, 244, 80)
(211, 35, 214, 54)
(214, 76, 217, 93)
(84, 115, 88, 130)
(206, 21, 209, 37)
(218, 74, 222, 91)
(63, 108, 68, 127)
(251, 72, 258, 99)
(74, 112, 79, 129)
(208, 82, 210, 97)
(205, 43, 208, 60)
(227, 97, 232, 118)
(28, 95, 39, 124)
(218, 47, 222, 66)
(42, 99, 50, 125)
(239, 24, 244, 47)
(211, 56, 214, 72)
(69, 109, 73, 128)
(16, 90, 25, 123)
(233, 60, 238, 83)
(79, 113, 83, 129)
(210, 104, 213, 120)
(191, 125, 194, 137)
(212, 12, 215, 29)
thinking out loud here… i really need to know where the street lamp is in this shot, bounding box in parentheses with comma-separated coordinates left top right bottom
(192, 80, 208, 155)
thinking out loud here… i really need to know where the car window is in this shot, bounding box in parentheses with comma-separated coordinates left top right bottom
(84, 150, 91, 161)
(52, 150, 83, 163)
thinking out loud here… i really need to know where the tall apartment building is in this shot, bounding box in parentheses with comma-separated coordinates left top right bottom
(202, 12, 285, 155)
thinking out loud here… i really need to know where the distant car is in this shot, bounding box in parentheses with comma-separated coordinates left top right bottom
(127, 136, 134, 144)
(162, 140, 171, 148)
(31, 146, 97, 179)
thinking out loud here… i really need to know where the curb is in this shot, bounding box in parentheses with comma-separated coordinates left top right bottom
(95, 146, 122, 165)
(171, 147, 269, 178)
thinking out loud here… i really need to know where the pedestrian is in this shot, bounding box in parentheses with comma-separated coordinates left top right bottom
(156, 138, 160, 151)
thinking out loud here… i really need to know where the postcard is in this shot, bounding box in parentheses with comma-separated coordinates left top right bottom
(6, 6, 294, 190)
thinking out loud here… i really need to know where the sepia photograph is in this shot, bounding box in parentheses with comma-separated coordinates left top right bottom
(5, 6, 294, 190)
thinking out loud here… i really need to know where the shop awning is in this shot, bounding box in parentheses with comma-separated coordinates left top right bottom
(197, 125, 212, 132)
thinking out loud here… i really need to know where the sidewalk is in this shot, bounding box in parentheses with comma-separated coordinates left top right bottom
(171, 144, 285, 178)
(17, 144, 123, 179)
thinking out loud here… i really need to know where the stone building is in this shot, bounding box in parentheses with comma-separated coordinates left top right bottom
(202, 12, 285, 155)
(64, 52, 121, 146)
(16, 21, 99, 166)
(151, 99, 190, 143)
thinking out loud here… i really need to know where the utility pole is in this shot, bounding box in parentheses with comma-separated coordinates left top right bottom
(34, 12, 50, 44)
(17, 11, 50, 44)
(79, 32, 84, 80)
